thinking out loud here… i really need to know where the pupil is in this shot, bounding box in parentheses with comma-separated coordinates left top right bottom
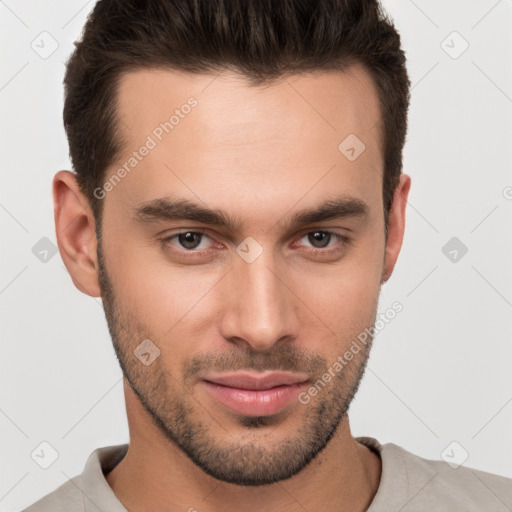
(309, 231, 330, 248)
(179, 232, 200, 249)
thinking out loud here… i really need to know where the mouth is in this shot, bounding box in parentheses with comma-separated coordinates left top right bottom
(201, 371, 309, 417)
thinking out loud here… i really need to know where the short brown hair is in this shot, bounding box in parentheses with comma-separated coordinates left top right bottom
(63, 0, 410, 237)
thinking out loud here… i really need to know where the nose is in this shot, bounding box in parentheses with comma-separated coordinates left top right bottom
(219, 249, 300, 352)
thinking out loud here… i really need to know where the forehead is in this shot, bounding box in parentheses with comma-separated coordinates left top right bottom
(116, 64, 382, 146)
(108, 64, 383, 220)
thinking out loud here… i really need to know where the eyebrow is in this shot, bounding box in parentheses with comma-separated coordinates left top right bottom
(132, 194, 369, 232)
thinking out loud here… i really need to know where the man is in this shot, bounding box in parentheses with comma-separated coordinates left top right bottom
(24, 0, 512, 510)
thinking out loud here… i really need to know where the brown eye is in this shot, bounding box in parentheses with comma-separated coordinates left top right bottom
(306, 231, 332, 248)
(296, 230, 350, 259)
(176, 232, 204, 250)
(161, 231, 213, 253)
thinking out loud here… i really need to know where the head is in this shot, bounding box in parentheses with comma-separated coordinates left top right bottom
(55, 0, 411, 486)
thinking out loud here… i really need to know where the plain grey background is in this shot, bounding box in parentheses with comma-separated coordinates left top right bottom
(1, 1, 511, 510)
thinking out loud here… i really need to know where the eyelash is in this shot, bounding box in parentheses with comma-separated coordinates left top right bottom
(158, 230, 350, 260)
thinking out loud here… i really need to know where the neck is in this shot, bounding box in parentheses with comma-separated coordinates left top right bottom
(106, 382, 381, 512)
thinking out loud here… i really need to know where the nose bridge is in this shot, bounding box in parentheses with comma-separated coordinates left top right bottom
(220, 247, 297, 350)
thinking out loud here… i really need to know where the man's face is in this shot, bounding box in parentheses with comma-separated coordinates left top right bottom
(97, 65, 391, 485)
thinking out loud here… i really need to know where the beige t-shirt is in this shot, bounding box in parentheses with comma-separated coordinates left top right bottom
(23, 436, 512, 511)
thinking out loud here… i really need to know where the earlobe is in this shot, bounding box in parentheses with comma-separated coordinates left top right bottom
(53, 170, 102, 297)
(381, 173, 411, 284)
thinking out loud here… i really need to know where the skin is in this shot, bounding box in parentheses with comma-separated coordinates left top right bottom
(53, 63, 411, 511)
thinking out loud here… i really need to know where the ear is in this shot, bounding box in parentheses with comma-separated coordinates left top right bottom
(382, 173, 411, 283)
(53, 170, 101, 297)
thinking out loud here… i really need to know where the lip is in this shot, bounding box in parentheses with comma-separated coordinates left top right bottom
(202, 371, 309, 417)
(205, 371, 309, 390)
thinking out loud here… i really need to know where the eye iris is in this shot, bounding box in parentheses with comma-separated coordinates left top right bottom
(178, 232, 201, 249)
(308, 231, 330, 248)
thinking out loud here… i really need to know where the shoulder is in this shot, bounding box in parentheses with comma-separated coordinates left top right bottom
(388, 442, 512, 510)
(358, 437, 512, 511)
(20, 444, 128, 512)
(21, 476, 84, 512)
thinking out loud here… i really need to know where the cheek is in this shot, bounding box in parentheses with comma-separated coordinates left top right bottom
(296, 241, 383, 336)
(306, 275, 379, 330)
(106, 238, 223, 336)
